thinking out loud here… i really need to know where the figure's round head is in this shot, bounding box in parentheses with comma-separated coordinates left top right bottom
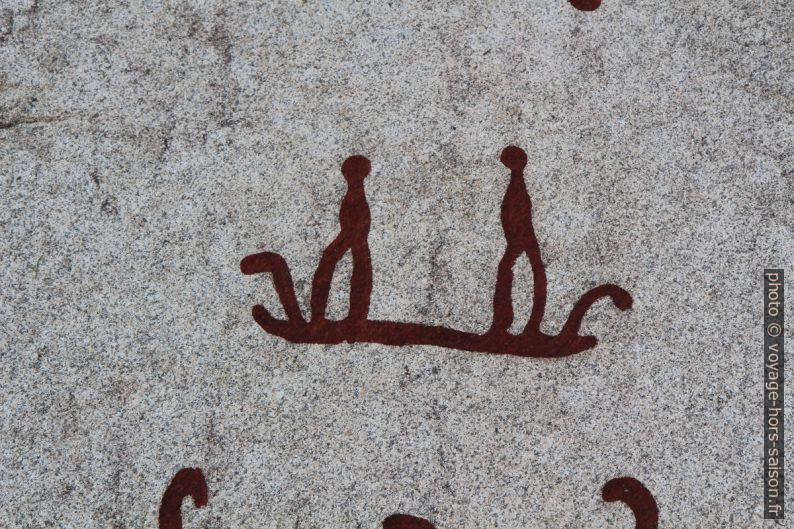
(341, 155, 371, 183)
(500, 145, 527, 172)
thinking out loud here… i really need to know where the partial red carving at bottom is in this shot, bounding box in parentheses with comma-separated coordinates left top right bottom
(157, 469, 658, 528)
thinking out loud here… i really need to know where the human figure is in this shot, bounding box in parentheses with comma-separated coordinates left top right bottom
(309, 155, 373, 324)
(489, 146, 548, 337)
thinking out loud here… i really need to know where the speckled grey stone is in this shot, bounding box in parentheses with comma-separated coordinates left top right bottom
(1, 1, 792, 528)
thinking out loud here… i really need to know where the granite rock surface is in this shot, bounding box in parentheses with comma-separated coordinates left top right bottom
(1, 1, 792, 528)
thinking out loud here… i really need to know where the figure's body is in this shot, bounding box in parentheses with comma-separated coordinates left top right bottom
(489, 146, 548, 337)
(310, 155, 373, 324)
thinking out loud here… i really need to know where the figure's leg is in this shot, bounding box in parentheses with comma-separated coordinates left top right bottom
(310, 234, 350, 321)
(522, 235, 548, 337)
(240, 251, 305, 323)
(347, 241, 372, 323)
(488, 245, 521, 334)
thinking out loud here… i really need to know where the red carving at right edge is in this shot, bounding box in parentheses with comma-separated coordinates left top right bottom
(158, 468, 209, 529)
